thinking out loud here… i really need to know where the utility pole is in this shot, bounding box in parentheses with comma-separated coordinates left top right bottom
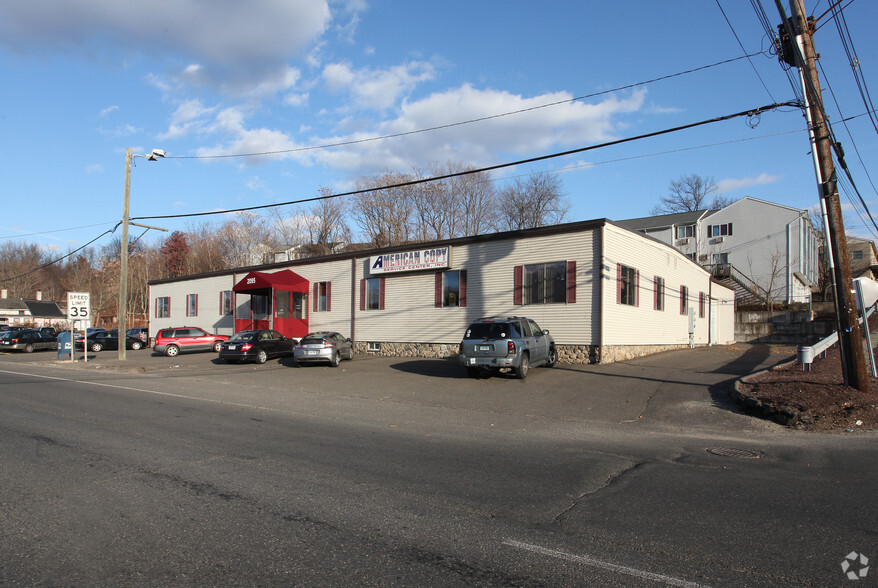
(781, 0, 870, 391)
(119, 148, 133, 361)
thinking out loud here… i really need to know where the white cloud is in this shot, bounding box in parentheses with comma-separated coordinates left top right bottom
(716, 173, 782, 194)
(322, 61, 436, 109)
(160, 99, 216, 139)
(98, 105, 118, 118)
(306, 85, 646, 173)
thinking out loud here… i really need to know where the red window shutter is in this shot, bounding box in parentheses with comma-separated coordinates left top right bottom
(326, 282, 331, 312)
(313, 283, 319, 312)
(360, 279, 366, 311)
(460, 270, 467, 307)
(616, 264, 622, 304)
(653, 277, 659, 310)
(379, 277, 386, 310)
(566, 261, 576, 303)
(435, 272, 443, 307)
(680, 286, 685, 315)
(513, 266, 523, 305)
(635, 271, 640, 307)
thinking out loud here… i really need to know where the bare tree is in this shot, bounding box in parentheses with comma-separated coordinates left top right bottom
(216, 213, 277, 267)
(651, 174, 731, 214)
(351, 169, 416, 248)
(497, 171, 569, 231)
(306, 187, 352, 255)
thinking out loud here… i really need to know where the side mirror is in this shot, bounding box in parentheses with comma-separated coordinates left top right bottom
(543, 329, 550, 335)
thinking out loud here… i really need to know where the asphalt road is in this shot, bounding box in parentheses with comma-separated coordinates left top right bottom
(0, 346, 875, 586)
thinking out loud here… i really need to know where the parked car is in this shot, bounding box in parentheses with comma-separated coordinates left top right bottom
(75, 327, 107, 346)
(39, 326, 58, 337)
(0, 329, 57, 353)
(126, 327, 149, 344)
(153, 327, 230, 357)
(293, 331, 354, 367)
(457, 316, 557, 379)
(81, 330, 145, 352)
(218, 329, 296, 364)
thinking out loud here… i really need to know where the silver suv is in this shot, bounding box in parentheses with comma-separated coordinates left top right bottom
(458, 316, 557, 379)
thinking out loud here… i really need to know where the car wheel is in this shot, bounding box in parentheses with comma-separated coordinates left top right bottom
(24, 343, 34, 353)
(330, 351, 340, 367)
(91, 342, 102, 352)
(546, 346, 558, 367)
(256, 349, 268, 364)
(213, 341, 223, 352)
(514, 352, 529, 380)
(346, 346, 354, 361)
(466, 367, 481, 379)
(165, 345, 179, 357)
(131, 341, 142, 351)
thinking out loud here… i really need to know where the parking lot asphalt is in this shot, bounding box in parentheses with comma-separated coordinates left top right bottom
(0, 343, 798, 436)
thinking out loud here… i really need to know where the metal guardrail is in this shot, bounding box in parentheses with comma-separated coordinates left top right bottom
(797, 305, 875, 372)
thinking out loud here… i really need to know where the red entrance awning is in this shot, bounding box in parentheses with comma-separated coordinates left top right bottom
(233, 270, 309, 293)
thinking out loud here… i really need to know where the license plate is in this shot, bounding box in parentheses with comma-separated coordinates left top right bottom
(307, 350, 318, 355)
(228, 345, 236, 350)
(477, 345, 492, 351)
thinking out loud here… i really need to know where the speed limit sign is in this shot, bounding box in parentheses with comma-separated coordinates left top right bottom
(67, 292, 91, 324)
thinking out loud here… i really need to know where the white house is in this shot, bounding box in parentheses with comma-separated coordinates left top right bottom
(619, 197, 820, 304)
(148, 219, 735, 364)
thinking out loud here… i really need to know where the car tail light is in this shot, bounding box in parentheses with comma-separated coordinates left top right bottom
(241, 344, 253, 351)
(507, 340, 516, 356)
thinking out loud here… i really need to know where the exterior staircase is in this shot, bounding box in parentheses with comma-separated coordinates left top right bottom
(707, 264, 770, 307)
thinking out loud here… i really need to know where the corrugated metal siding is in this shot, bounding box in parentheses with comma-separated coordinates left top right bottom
(354, 229, 600, 345)
(602, 224, 714, 345)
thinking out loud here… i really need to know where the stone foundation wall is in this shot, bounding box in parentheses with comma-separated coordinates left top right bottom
(599, 344, 692, 364)
(355, 342, 605, 364)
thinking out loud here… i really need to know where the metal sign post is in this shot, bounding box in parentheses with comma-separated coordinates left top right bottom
(67, 292, 91, 363)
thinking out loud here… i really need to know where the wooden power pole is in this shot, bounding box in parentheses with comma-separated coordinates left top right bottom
(782, 0, 870, 391)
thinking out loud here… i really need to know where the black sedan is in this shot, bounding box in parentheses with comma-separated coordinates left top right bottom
(218, 330, 296, 364)
(82, 330, 145, 352)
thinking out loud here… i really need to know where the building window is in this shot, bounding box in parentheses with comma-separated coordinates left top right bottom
(699, 292, 706, 318)
(676, 225, 695, 239)
(713, 252, 729, 265)
(156, 297, 170, 318)
(313, 282, 331, 312)
(220, 290, 232, 315)
(186, 294, 198, 317)
(360, 277, 385, 311)
(853, 250, 864, 260)
(435, 270, 467, 308)
(521, 261, 567, 305)
(654, 276, 665, 311)
(367, 342, 381, 352)
(617, 264, 639, 306)
(708, 223, 733, 237)
(680, 286, 689, 315)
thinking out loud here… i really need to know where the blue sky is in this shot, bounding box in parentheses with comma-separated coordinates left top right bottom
(1, 0, 876, 254)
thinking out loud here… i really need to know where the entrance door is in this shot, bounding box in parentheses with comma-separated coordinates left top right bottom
(252, 293, 272, 330)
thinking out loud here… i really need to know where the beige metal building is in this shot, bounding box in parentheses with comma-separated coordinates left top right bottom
(148, 219, 735, 363)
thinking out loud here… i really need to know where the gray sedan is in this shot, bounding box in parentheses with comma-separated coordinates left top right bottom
(293, 332, 354, 367)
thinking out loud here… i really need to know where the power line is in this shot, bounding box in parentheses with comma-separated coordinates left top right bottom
(165, 53, 769, 161)
(132, 101, 800, 223)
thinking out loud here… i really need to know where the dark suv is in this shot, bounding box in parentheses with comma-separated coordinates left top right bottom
(153, 327, 229, 357)
(458, 316, 556, 379)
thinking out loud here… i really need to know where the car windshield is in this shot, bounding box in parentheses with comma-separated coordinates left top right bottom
(464, 322, 515, 340)
(229, 332, 257, 342)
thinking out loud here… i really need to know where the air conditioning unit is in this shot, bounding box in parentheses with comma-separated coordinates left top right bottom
(714, 236, 725, 243)
(678, 238, 691, 245)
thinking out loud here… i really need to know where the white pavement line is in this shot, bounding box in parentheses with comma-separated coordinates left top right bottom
(502, 540, 708, 588)
(0, 369, 280, 413)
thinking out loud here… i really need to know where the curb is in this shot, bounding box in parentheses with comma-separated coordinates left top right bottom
(732, 359, 814, 428)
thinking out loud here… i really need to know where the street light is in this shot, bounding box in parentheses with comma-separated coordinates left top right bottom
(119, 148, 165, 360)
